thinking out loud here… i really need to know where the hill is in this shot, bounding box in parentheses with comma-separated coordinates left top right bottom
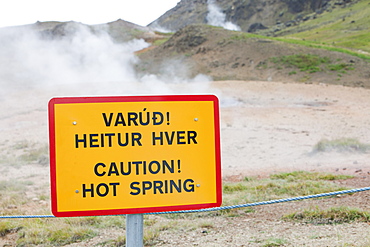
(149, 0, 370, 55)
(141, 0, 370, 87)
(1, 1, 368, 87)
(274, 0, 370, 54)
(149, 0, 353, 33)
(136, 24, 370, 87)
(7, 19, 164, 43)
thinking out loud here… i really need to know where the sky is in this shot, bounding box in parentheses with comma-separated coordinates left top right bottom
(0, 0, 180, 28)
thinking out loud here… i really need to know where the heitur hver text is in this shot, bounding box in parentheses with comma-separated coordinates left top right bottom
(76, 110, 198, 197)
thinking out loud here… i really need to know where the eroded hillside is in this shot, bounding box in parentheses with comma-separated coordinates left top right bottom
(149, 0, 355, 33)
(137, 24, 370, 87)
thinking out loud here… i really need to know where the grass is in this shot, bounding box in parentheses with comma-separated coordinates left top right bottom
(313, 138, 370, 153)
(270, 54, 355, 76)
(283, 206, 370, 224)
(222, 171, 351, 208)
(271, 54, 330, 73)
(18, 144, 49, 166)
(250, 237, 289, 246)
(230, 30, 370, 61)
(262, 237, 288, 247)
(270, 171, 353, 181)
(0, 180, 34, 192)
(0, 214, 175, 246)
(275, 37, 370, 61)
(15, 217, 125, 246)
(0, 221, 17, 237)
(0, 171, 357, 245)
(230, 32, 268, 41)
(152, 37, 171, 46)
(327, 63, 354, 72)
(0, 180, 34, 215)
(0, 141, 49, 167)
(109, 235, 126, 246)
(165, 171, 353, 219)
(273, 0, 370, 55)
(17, 219, 97, 246)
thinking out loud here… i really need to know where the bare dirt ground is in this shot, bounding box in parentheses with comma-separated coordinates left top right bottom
(1, 80, 370, 246)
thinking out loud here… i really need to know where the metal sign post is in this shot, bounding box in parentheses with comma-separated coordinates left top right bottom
(126, 214, 143, 247)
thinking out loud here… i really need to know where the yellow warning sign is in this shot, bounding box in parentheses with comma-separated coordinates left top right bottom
(49, 95, 221, 217)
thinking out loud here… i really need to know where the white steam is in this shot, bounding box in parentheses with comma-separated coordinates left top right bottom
(0, 24, 148, 95)
(206, 0, 240, 31)
(149, 22, 174, 33)
(0, 22, 211, 98)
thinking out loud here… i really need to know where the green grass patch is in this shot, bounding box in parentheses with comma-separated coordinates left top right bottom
(262, 237, 288, 247)
(47, 226, 96, 245)
(222, 171, 351, 208)
(313, 138, 370, 153)
(230, 30, 370, 61)
(16, 218, 99, 246)
(18, 224, 96, 246)
(109, 235, 126, 246)
(230, 32, 267, 41)
(152, 37, 170, 46)
(274, 0, 370, 55)
(271, 54, 331, 73)
(223, 183, 248, 193)
(0, 214, 126, 245)
(277, 35, 369, 55)
(0, 221, 17, 237)
(18, 144, 49, 166)
(0, 180, 33, 192)
(1, 141, 49, 167)
(270, 171, 353, 181)
(327, 63, 354, 72)
(7, 215, 167, 246)
(283, 206, 370, 224)
(278, 38, 370, 61)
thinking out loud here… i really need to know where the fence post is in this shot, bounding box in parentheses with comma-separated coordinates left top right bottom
(126, 214, 143, 247)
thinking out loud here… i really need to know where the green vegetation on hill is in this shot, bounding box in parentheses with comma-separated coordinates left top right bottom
(232, 30, 370, 61)
(275, 0, 370, 54)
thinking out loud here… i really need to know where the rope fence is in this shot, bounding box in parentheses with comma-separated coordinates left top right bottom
(1, 186, 370, 219)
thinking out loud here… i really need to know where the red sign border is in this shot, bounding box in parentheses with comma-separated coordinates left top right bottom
(48, 95, 222, 217)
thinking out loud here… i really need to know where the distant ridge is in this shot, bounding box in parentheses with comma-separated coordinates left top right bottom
(149, 0, 356, 33)
(1, 19, 163, 43)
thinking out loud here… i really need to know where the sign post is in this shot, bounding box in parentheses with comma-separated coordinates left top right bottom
(48, 95, 221, 244)
(126, 214, 143, 247)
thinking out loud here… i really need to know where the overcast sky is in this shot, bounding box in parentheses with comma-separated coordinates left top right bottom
(0, 0, 180, 28)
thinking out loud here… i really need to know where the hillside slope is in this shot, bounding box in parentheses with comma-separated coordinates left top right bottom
(137, 24, 370, 87)
(276, 0, 370, 54)
(149, 0, 352, 32)
(6, 19, 162, 43)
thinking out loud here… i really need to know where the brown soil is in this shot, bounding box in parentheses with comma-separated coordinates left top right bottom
(1, 80, 370, 246)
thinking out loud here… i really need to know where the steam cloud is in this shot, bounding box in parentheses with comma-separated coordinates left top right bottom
(0, 25, 141, 92)
(149, 22, 174, 34)
(0, 22, 211, 98)
(206, 0, 240, 31)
